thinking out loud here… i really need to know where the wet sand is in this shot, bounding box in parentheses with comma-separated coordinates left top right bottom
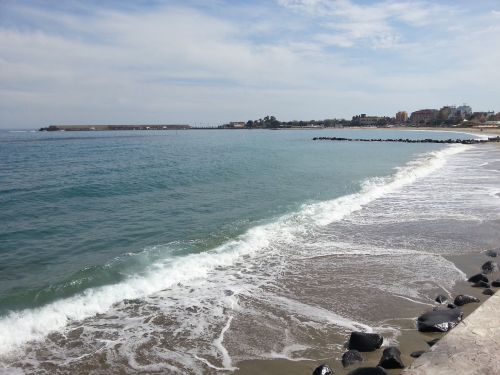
(234, 148, 500, 375)
(234, 250, 500, 375)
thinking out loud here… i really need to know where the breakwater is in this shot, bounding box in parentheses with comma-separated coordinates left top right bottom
(313, 136, 500, 144)
(39, 124, 191, 131)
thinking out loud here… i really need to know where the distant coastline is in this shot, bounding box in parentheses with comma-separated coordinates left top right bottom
(38, 124, 500, 135)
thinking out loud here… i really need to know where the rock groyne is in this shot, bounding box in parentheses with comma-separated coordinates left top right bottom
(312, 136, 500, 145)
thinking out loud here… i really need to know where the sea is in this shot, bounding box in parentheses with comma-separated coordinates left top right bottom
(0, 129, 499, 374)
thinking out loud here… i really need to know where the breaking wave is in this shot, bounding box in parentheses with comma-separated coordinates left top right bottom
(0, 144, 469, 359)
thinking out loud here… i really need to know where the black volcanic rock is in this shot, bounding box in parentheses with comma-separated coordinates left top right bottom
(472, 281, 490, 288)
(377, 347, 404, 369)
(454, 295, 480, 306)
(491, 279, 500, 287)
(312, 364, 333, 375)
(347, 367, 388, 375)
(468, 273, 488, 283)
(342, 350, 363, 368)
(486, 250, 498, 257)
(483, 288, 495, 296)
(348, 332, 383, 352)
(410, 350, 426, 358)
(417, 308, 463, 332)
(427, 338, 440, 347)
(481, 261, 498, 274)
(435, 294, 447, 304)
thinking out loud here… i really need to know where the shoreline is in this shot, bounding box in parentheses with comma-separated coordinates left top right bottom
(25, 126, 500, 136)
(1, 128, 498, 374)
(376, 126, 500, 139)
(325, 126, 500, 139)
(234, 251, 500, 375)
(233, 139, 500, 375)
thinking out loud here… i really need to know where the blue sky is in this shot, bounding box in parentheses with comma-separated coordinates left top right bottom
(1, 0, 499, 128)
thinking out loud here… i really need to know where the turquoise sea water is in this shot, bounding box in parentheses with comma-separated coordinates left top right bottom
(0, 129, 449, 312)
(1, 129, 498, 373)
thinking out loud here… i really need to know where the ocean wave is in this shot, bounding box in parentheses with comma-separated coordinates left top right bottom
(0, 144, 469, 358)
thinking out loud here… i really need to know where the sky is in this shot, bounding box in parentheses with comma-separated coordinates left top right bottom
(0, 0, 499, 129)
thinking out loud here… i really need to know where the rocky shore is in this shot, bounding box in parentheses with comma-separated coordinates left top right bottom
(306, 250, 500, 375)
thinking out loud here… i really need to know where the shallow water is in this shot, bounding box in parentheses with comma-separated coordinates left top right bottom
(0, 129, 498, 374)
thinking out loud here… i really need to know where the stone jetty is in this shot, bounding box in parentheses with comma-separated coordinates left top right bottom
(312, 136, 500, 145)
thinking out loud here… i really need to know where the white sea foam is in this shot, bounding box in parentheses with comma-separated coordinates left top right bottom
(303, 144, 470, 226)
(211, 315, 237, 371)
(265, 343, 314, 362)
(260, 294, 373, 332)
(0, 144, 470, 359)
(0, 230, 269, 356)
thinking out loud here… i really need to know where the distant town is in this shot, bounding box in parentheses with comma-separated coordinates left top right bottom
(220, 104, 500, 130)
(39, 104, 500, 131)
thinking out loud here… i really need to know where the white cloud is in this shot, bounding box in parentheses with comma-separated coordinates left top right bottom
(0, 1, 499, 128)
(279, 0, 453, 49)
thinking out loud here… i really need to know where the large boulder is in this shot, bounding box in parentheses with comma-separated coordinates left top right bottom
(435, 294, 447, 304)
(491, 279, 500, 287)
(348, 332, 383, 352)
(468, 273, 488, 283)
(417, 308, 463, 332)
(342, 350, 363, 368)
(377, 347, 404, 369)
(312, 364, 334, 375)
(481, 261, 498, 274)
(472, 281, 490, 288)
(454, 295, 480, 306)
(347, 367, 387, 375)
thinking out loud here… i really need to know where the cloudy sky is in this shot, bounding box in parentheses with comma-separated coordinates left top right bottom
(1, 0, 499, 129)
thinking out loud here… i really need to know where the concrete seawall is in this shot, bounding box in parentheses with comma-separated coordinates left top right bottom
(404, 293, 500, 375)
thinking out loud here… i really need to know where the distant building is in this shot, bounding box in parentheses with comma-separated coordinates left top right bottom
(470, 112, 493, 123)
(395, 111, 408, 123)
(351, 114, 384, 126)
(438, 106, 455, 122)
(220, 121, 246, 129)
(410, 109, 438, 125)
(230, 122, 245, 128)
(455, 104, 472, 119)
(359, 116, 382, 126)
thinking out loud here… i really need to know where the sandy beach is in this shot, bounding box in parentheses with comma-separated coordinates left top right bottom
(233, 250, 500, 375)
(233, 130, 500, 375)
(343, 126, 500, 136)
(383, 126, 500, 137)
